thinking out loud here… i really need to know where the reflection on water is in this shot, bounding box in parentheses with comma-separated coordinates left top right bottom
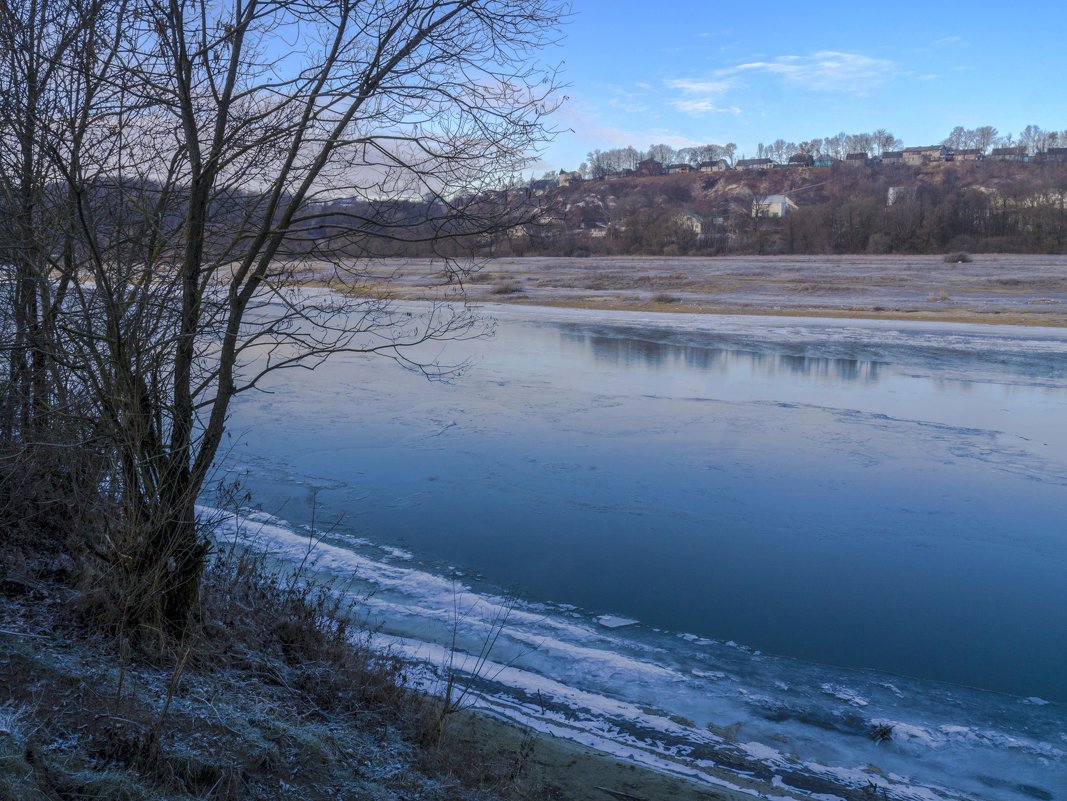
(564, 329, 882, 383)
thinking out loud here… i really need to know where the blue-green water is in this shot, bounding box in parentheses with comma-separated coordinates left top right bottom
(218, 305, 1067, 800)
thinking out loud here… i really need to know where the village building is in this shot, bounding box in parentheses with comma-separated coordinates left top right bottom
(845, 152, 869, 167)
(989, 146, 1028, 161)
(635, 158, 664, 177)
(881, 151, 904, 164)
(752, 195, 797, 218)
(1038, 147, 1067, 163)
(557, 169, 582, 187)
(579, 221, 610, 238)
(675, 211, 704, 235)
(736, 158, 775, 170)
(698, 160, 730, 172)
(788, 154, 814, 167)
(903, 146, 948, 165)
(667, 163, 691, 174)
(953, 149, 982, 162)
(812, 155, 840, 167)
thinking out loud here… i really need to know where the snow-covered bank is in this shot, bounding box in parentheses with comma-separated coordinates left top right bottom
(205, 505, 1067, 801)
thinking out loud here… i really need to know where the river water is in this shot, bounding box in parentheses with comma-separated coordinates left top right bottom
(216, 303, 1067, 801)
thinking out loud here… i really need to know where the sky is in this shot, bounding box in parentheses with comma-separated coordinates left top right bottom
(535, 0, 1067, 172)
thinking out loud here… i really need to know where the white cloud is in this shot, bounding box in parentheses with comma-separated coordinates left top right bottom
(664, 77, 738, 116)
(599, 83, 654, 115)
(725, 51, 897, 93)
(666, 78, 735, 96)
(672, 99, 722, 114)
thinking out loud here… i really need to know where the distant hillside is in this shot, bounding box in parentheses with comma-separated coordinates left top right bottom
(506, 160, 1067, 257)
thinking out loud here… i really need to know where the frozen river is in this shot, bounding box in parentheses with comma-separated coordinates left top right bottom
(218, 304, 1067, 801)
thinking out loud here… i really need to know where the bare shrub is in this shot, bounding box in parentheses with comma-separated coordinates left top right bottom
(652, 293, 681, 304)
(490, 282, 525, 296)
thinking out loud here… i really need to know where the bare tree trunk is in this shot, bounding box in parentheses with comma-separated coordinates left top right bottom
(2, 0, 564, 635)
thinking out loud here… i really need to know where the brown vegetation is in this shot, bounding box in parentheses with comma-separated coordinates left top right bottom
(493, 161, 1067, 258)
(0, 516, 554, 801)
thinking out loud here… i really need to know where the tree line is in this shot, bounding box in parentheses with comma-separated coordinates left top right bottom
(515, 160, 1067, 258)
(571, 124, 1067, 178)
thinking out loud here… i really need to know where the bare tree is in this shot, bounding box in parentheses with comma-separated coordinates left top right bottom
(973, 126, 999, 154)
(1019, 124, 1049, 156)
(647, 143, 676, 166)
(872, 129, 902, 156)
(823, 132, 848, 159)
(845, 132, 875, 157)
(1, 0, 564, 633)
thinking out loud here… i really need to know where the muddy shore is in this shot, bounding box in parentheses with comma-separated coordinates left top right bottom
(343, 254, 1067, 327)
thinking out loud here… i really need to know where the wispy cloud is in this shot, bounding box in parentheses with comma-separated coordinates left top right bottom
(672, 99, 742, 115)
(599, 83, 655, 115)
(665, 50, 895, 115)
(666, 78, 735, 95)
(664, 77, 738, 115)
(725, 51, 898, 93)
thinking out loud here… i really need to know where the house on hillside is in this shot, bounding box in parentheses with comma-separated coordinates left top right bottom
(953, 149, 981, 161)
(636, 158, 664, 177)
(845, 152, 869, 167)
(667, 163, 691, 174)
(1038, 147, 1067, 163)
(737, 158, 775, 170)
(788, 154, 814, 167)
(903, 145, 948, 165)
(881, 150, 904, 164)
(812, 155, 840, 167)
(752, 195, 797, 218)
(698, 160, 730, 172)
(557, 169, 582, 187)
(579, 221, 610, 238)
(990, 146, 1028, 161)
(675, 211, 704, 235)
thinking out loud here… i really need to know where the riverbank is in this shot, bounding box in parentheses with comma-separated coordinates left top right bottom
(0, 552, 774, 801)
(333, 253, 1067, 328)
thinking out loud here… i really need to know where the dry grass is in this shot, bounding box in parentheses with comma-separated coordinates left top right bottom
(489, 282, 525, 296)
(0, 516, 549, 801)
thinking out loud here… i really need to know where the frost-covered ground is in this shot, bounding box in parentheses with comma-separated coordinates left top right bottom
(219, 305, 1067, 801)
(335, 254, 1067, 327)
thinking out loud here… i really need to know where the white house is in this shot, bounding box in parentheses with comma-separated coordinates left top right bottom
(675, 211, 704, 235)
(752, 195, 797, 218)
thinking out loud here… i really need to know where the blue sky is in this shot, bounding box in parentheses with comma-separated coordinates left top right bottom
(536, 0, 1067, 171)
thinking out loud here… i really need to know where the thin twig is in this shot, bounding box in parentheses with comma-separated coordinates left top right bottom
(0, 629, 46, 638)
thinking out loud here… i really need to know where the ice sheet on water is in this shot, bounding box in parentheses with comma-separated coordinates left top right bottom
(597, 615, 639, 628)
(199, 504, 1067, 801)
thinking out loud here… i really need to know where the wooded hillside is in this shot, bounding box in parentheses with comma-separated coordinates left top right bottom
(509, 160, 1067, 257)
